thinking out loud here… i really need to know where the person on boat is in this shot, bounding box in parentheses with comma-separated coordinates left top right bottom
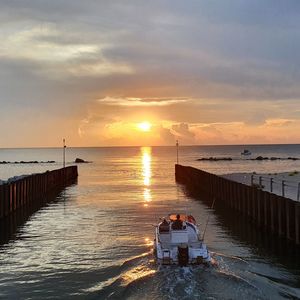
(187, 215, 196, 224)
(159, 218, 169, 233)
(172, 214, 183, 230)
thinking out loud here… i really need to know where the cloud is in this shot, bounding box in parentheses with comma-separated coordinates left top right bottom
(0, 26, 98, 62)
(97, 96, 188, 106)
(157, 126, 175, 144)
(264, 118, 295, 127)
(171, 123, 195, 144)
(2, 1, 300, 99)
(0, 24, 134, 79)
(1, 0, 300, 146)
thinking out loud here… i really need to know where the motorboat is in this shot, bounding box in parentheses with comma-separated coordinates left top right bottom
(241, 149, 251, 155)
(153, 214, 211, 266)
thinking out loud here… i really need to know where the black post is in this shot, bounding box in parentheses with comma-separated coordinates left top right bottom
(63, 138, 66, 168)
(176, 140, 179, 164)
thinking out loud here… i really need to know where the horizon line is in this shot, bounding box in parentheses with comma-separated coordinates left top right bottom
(0, 142, 300, 150)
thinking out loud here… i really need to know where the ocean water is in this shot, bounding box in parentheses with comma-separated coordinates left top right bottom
(0, 145, 300, 299)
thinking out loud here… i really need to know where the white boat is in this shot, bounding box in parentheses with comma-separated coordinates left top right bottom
(153, 214, 211, 266)
(241, 149, 251, 155)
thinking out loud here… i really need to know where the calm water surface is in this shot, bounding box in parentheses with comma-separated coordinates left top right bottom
(0, 145, 300, 299)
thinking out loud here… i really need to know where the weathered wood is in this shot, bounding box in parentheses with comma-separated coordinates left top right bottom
(246, 186, 251, 217)
(4, 185, 9, 216)
(252, 187, 256, 221)
(257, 189, 261, 226)
(270, 194, 275, 232)
(277, 197, 283, 236)
(295, 203, 300, 245)
(0, 185, 3, 218)
(0, 166, 78, 219)
(16, 181, 20, 209)
(286, 200, 291, 240)
(263, 192, 268, 227)
(10, 184, 14, 212)
(175, 164, 300, 245)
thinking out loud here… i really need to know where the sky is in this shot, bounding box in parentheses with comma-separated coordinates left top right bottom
(0, 0, 300, 147)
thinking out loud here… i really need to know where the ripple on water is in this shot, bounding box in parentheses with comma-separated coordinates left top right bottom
(1, 146, 300, 299)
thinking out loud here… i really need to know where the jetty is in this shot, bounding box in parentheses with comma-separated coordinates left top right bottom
(175, 164, 300, 245)
(0, 166, 78, 219)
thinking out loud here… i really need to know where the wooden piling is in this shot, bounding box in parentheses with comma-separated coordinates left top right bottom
(251, 187, 255, 219)
(246, 186, 251, 217)
(295, 203, 300, 245)
(4, 185, 9, 216)
(0, 166, 78, 220)
(175, 164, 300, 245)
(270, 194, 275, 232)
(286, 200, 291, 240)
(257, 190, 261, 226)
(263, 192, 268, 227)
(0, 185, 3, 219)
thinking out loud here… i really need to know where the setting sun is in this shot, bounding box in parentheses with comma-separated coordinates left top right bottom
(137, 122, 152, 132)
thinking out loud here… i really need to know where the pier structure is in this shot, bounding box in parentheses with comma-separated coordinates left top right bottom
(175, 164, 300, 245)
(0, 166, 78, 219)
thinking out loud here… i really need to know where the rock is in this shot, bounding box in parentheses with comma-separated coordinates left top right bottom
(75, 158, 86, 163)
(255, 156, 268, 160)
(197, 157, 232, 161)
(0, 160, 56, 164)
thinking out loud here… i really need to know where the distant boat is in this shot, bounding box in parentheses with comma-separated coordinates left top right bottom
(241, 149, 251, 156)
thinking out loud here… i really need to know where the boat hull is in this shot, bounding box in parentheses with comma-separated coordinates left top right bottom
(154, 225, 211, 265)
(153, 244, 211, 265)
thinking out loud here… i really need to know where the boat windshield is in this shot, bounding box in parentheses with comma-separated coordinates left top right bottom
(169, 214, 186, 222)
(168, 214, 197, 224)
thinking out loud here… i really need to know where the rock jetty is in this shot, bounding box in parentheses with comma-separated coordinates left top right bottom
(250, 156, 299, 161)
(197, 157, 232, 161)
(74, 158, 90, 163)
(0, 161, 56, 164)
(196, 156, 299, 162)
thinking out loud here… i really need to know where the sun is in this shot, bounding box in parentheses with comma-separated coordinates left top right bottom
(137, 121, 152, 132)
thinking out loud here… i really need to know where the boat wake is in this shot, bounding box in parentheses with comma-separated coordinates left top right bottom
(84, 250, 282, 300)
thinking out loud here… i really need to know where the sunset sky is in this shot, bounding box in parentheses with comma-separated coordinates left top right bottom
(1, 1, 300, 147)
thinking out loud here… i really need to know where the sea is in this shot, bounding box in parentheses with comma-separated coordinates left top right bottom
(0, 144, 300, 299)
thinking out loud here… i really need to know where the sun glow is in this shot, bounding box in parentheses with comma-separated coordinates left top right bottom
(137, 121, 152, 132)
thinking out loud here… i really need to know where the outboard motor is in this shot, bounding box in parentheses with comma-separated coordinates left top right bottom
(178, 244, 189, 266)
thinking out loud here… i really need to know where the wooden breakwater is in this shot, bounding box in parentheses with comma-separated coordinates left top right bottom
(0, 166, 78, 219)
(175, 164, 300, 245)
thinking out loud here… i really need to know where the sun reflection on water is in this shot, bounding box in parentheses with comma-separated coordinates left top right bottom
(144, 237, 153, 246)
(142, 147, 151, 186)
(143, 188, 152, 202)
(122, 266, 156, 286)
(141, 147, 152, 207)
